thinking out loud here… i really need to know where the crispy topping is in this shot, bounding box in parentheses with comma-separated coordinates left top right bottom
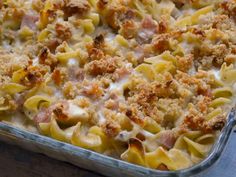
(38, 47, 58, 70)
(0, 0, 235, 171)
(158, 16, 168, 34)
(63, 0, 90, 17)
(176, 54, 193, 72)
(85, 57, 118, 76)
(105, 6, 135, 30)
(21, 66, 47, 87)
(120, 20, 137, 39)
(97, 0, 109, 10)
(82, 82, 103, 99)
(55, 23, 72, 41)
(152, 34, 171, 53)
(94, 34, 105, 49)
(126, 108, 145, 126)
(52, 68, 62, 86)
(102, 120, 121, 137)
(52, 101, 69, 121)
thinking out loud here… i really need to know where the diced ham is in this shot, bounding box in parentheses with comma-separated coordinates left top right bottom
(68, 67, 85, 81)
(113, 66, 131, 81)
(33, 101, 69, 123)
(21, 14, 39, 30)
(133, 45, 153, 64)
(14, 93, 26, 109)
(141, 15, 157, 30)
(136, 16, 157, 44)
(34, 107, 52, 123)
(157, 130, 176, 149)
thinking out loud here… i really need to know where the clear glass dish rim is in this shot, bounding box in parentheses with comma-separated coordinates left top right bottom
(0, 108, 235, 177)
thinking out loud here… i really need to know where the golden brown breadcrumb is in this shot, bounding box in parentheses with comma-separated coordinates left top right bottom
(21, 66, 47, 87)
(104, 5, 135, 30)
(0, 0, 235, 170)
(55, 23, 72, 41)
(176, 54, 193, 72)
(38, 47, 58, 70)
(102, 120, 121, 137)
(85, 57, 119, 76)
(63, 0, 90, 17)
(63, 81, 77, 99)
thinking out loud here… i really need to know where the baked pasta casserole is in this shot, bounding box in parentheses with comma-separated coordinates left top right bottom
(0, 0, 236, 170)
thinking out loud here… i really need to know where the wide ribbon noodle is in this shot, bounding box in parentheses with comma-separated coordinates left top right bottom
(0, 0, 236, 171)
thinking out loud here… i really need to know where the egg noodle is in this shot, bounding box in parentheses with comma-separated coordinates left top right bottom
(0, 0, 236, 170)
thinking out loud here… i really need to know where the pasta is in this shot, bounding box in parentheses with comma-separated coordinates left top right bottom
(0, 0, 236, 171)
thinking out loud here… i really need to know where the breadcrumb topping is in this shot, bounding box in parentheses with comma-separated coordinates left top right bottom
(0, 0, 236, 171)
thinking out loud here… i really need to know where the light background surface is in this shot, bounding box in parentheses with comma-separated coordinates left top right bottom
(0, 132, 235, 177)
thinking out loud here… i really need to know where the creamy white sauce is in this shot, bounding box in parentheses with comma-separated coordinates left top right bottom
(67, 58, 78, 67)
(180, 41, 194, 54)
(133, 49, 144, 60)
(54, 90, 63, 99)
(115, 124, 155, 142)
(140, 129, 155, 138)
(105, 33, 116, 43)
(175, 110, 189, 127)
(14, 39, 23, 50)
(4, 112, 38, 133)
(75, 95, 86, 100)
(188, 65, 197, 75)
(138, 29, 154, 40)
(108, 74, 129, 94)
(64, 126, 77, 138)
(115, 130, 132, 142)
(171, 7, 182, 19)
(68, 102, 89, 120)
(211, 69, 221, 80)
(2, 41, 12, 50)
(96, 73, 131, 127)
(233, 83, 236, 93)
(181, 8, 196, 16)
(115, 124, 140, 142)
(97, 110, 106, 125)
(32, 56, 39, 66)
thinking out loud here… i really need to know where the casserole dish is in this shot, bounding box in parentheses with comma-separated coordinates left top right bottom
(1, 0, 236, 175)
(0, 108, 235, 177)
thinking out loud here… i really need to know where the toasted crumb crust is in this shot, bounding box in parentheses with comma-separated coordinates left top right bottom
(0, 0, 236, 170)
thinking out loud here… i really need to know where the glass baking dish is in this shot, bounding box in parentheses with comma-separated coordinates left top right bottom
(0, 108, 235, 177)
